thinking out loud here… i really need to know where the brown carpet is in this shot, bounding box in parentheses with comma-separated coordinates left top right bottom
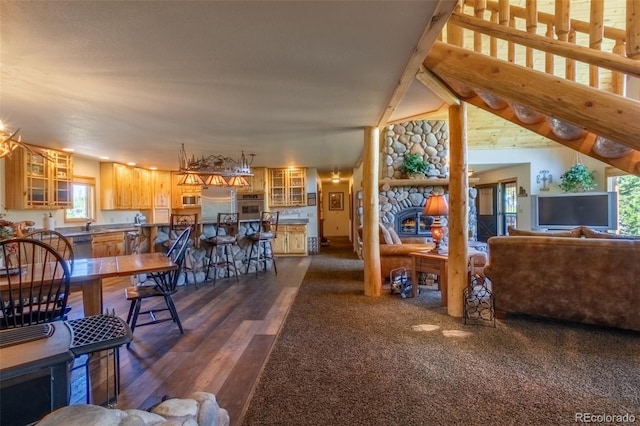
(242, 237, 640, 425)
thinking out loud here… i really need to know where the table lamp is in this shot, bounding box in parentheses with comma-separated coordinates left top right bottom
(424, 194, 449, 254)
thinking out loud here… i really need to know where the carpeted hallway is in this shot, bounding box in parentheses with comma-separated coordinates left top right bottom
(242, 237, 640, 425)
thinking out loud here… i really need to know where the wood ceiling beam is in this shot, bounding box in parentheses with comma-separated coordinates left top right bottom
(415, 66, 460, 106)
(424, 41, 640, 153)
(376, 0, 456, 127)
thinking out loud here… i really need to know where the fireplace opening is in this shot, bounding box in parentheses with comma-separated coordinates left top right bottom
(395, 208, 434, 237)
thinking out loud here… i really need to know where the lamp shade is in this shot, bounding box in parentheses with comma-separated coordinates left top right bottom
(424, 194, 449, 216)
(202, 174, 228, 186)
(227, 175, 250, 186)
(177, 173, 207, 186)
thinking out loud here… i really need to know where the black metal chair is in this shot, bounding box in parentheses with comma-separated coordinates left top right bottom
(125, 227, 191, 336)
(245, 211, 279, 277)
(169, 213, 198, 285)
(67, 311, 133, 406)
(24, 229, 75, 273)
(0, 238, 70, 329)
(203, 212, 240, 284)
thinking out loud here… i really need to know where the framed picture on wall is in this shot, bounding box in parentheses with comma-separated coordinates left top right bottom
(329, 192, 344, 211)
(307, 193, 317, 206)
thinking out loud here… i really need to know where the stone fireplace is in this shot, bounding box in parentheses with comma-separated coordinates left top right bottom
(395, 207, 433, 237)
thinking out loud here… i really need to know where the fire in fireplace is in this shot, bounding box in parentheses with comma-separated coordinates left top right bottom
(395, 207, 433, 237)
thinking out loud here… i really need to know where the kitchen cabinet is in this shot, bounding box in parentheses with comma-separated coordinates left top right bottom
(273, 224, 307, 255)
(269, 168, 306, 207)
(101, 163, 164, 210)
(152, 170, 172, 208)
(100, 162, 134, 210)
(91, 232, 125, 258)
(133, 167, 152, 209)
(4, 146, 73, 209)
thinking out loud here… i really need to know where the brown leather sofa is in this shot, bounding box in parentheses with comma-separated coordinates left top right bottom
(484, 227, 640, 331)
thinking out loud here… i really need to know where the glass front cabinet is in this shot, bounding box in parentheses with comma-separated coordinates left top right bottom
(5, 147, 73, 209)
(269, 168, 306, 207)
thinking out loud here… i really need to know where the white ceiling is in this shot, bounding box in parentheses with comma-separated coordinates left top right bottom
(0, 1, 450, 178)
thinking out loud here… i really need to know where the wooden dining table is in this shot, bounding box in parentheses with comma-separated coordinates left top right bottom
(68, 253, 177, 316)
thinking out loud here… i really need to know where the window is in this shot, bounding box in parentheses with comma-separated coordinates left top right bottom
(65, 176, 96, 223)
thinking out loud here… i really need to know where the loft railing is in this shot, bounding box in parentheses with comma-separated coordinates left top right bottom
(426, 0, 640, 176)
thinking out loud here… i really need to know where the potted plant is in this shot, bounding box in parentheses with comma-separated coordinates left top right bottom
(402, 153, 431, 179)
(559, 163, 596, 192)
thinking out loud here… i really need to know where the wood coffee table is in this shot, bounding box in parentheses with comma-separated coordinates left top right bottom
(408, 251, 448, 306)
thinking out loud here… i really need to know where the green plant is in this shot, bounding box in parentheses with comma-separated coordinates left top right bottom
(559, 163, 596, 192)
(401, 153, 431, 177)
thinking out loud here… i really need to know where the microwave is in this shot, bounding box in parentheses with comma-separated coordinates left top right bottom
(181, 194, 201, 206)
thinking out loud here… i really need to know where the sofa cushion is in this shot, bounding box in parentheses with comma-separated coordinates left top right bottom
(387, 227, 403, 244)
(580, 226, 640, 240)
(507, 226, 581, 238)
(379, 224, 394, 245)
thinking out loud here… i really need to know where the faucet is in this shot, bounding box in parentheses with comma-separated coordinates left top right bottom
(85, 221, 92, 231)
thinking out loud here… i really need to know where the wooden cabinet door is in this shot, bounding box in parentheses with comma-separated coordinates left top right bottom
(114, 164, 134, 208)
(287, 226, 307, 254)
(272, 227, 288, 254)
(153, 170, 172, 208)
(134, 168, 153, 209)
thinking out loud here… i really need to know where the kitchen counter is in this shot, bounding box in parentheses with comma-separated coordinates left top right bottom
(58, 225, 138, 238)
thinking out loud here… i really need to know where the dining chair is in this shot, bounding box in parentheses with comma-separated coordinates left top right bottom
(169, 213, 198, 285)
(0, 238, 71, 329)
(203, 212, 240, 285)
(125, 227, 191, 336)
(245, 211, 279, 277)
(24, 229, 74, 273)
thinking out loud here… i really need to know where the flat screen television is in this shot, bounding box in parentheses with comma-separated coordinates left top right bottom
(531, 192, 617, 231)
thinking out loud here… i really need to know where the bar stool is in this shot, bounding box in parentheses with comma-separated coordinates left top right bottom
(203, 212, 240, 284)
(245, 211, 279, 277)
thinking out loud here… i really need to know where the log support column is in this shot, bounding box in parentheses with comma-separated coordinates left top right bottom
(363, 126, 382, 296)
(447, 103, 469, 317)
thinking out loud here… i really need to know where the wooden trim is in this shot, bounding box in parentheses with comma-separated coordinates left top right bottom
(415, 66, 460, 106)
(379, 178, 480, 188)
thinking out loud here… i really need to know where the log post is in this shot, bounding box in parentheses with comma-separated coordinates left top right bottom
(363, 126, 381, 297)
(589, 0, 604, 88)
(447, 103, 469, 318)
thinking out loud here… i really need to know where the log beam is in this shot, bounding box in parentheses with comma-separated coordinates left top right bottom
(415, 66, 460, 106)
(363, 126, 382, 297)
(447, 103, 469, 318)
(424, 41, 640, 152)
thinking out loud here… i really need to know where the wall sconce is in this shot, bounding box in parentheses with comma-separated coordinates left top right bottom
(536, 170, 552, 192)
(424, 194, 449, 254)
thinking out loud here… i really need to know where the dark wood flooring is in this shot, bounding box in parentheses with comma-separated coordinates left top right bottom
(66, 254, 312, 425)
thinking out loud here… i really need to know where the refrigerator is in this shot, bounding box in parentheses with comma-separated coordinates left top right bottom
(200, 186, 236, 222)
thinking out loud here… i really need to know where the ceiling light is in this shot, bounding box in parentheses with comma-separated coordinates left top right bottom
(99, 156, 109, 160)
(126, 162, 136, 166)
(177, 172, 207, 186)
(331, 171, 340, 183)
(202, 174, 227, 186)
(0, 123, 23, 159)
(227, 175, 250, 187)
(149, 167, 157, 170)
(62, 148, 75, 152)
(177, 144, 254, 186)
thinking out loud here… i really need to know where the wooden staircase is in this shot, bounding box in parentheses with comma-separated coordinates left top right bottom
(420, 0, 640, 176)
